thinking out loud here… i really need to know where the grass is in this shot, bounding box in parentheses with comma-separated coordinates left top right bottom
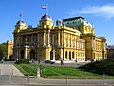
(14, 64, 38, 76)
(14, 64, 114, 79)
(0, 61, 3, 64)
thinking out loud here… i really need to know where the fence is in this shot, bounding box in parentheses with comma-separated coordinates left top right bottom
(0, 75, 114, 86)
(0, 69, 114, 86)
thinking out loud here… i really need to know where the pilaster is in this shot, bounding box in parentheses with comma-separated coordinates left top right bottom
(47, 30, 50, 47)
(58, 31, 60, 46)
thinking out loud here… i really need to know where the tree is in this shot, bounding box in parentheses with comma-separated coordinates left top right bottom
(0, 43, 7, 60)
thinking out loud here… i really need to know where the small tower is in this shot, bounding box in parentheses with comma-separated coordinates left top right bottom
(6, 40, 13, 59)
(56, 19, 63, 26)
(39, 13, 53, 27)
(14, 12, 27, 33)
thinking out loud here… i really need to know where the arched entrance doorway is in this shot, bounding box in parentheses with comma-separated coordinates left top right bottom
(30, 49, 36, 60)
(50, 48, 56, 60)
(20, 50, 24, 59)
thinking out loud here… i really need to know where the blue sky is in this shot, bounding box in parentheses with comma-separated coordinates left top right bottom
(0, 0, 114, 45)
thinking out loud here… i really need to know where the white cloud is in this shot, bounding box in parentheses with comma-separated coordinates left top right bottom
(70, 4, 114, 19)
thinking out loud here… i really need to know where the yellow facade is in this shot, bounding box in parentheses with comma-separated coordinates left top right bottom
(63, 16, 107, 61)
(12, 14, 106, 62)
(5, 40, 13, 59)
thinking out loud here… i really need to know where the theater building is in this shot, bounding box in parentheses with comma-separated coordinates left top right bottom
(13, 13, 107, 62)
(5, 40, 13, 59)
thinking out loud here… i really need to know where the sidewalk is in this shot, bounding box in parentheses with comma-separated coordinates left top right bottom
(0, 75, 114, 86)
(0, 64, 24, 76)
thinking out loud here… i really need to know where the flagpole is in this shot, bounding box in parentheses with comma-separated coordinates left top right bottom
(20, 11, 23, 20)
(45, 4, 48, 14)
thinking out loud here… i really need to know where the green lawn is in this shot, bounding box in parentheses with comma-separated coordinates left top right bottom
(14, 64, 114, 79)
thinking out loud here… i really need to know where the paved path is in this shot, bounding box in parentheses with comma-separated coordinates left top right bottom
(0, 64, 24, 76)
(0, 77, 114, 86)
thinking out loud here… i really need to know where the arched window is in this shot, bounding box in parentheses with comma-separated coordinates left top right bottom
(30, 49, 36, 60)
(69, 51, 71, 60)
(20, 50, 24, 59)
(65, 51, 67, 59)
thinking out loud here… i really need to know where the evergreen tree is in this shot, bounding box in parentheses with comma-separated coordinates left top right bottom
(0, 43, 6, 60)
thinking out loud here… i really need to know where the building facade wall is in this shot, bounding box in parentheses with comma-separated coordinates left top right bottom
(6, 40, 13, 59)
(12, 14, 107, 62)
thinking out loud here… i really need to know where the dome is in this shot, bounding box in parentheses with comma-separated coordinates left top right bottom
(83, 20, 93, 28)
(83, 21, 88, 26)
(16, 20, 26, 26)
(41, 13, 52, 20)
(87, 22, 93, 28)
(56, 19, 63, 26)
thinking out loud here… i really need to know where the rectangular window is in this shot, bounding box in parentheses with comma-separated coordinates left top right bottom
(72, 52, 74, 59)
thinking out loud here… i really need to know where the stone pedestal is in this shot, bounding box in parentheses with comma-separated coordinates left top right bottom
(37, 67, 40, 78)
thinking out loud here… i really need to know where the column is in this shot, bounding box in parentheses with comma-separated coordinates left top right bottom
(70, 34, 71, 47)
(43, 32, 46, 46)
(37, 33, 39, 47)
(61, 31, 63, 47)
(58, 31, 60, 46)
(52, 33, 54, 46)
(52, 48, 56, 61)
(62, 32, 65, 47)
(16, 36, 19, 46)
(47, 30, 50, 46)
(16, 50, 18, 59)
(25, 46, 28, 59)
(31, 35, 34, 46)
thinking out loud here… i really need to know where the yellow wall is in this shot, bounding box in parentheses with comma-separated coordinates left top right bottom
(6, 40, 13, 59)
(12, 14, 107, 62)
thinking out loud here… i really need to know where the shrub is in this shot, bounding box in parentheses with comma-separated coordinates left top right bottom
(79, 59, 114, 76)
(15, 59, 30, 64)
